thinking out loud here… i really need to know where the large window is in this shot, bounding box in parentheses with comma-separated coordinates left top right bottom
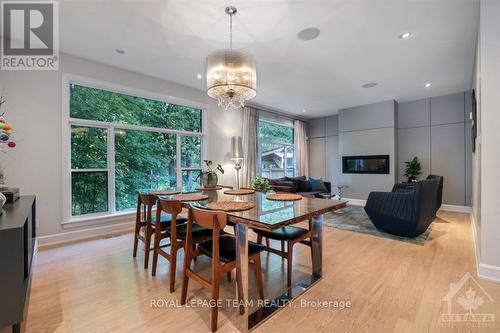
(259, 120, 295, 179)
(68, 83, 204, 217)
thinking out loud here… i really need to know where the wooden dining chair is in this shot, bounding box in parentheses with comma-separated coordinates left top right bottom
(253, 220, 314, 287)
(151, 198, 212, 292)
(180, 206, 265, 332)
(133, 192, 186, 269)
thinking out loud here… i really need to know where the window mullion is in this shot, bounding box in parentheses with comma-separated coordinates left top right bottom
(108, 126, 116, 214)
(176, 134, 182, 191)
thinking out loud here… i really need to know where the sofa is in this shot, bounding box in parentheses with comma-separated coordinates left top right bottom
(267, 176, 331, 198)
(364, 179, 439, 237)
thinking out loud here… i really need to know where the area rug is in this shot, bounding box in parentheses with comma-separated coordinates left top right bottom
(323, 205, 432, 245)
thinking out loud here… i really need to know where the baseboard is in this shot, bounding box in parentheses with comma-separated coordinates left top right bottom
(478, 263, 500, 283)
(440, 204, 471, 213)
(37, 221, 135, 248)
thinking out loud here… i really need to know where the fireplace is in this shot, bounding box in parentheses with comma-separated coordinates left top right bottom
(342, 155, 390, 174)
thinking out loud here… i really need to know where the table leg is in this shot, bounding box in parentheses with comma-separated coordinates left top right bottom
(235, 223, 249, 332)
(311, 214, 323, 277)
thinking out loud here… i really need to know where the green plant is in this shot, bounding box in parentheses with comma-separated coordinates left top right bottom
(201, 160, 224, 183)
(404, 156, 422, 182)
(250, 176, 270, 192)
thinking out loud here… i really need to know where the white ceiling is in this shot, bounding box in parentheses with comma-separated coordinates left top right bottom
(59, 0, 479, 117)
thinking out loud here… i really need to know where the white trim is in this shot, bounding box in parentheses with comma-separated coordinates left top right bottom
(470, 212, 500, 283)
(38, 221, 135, 248)
(439, 204, 472, 213)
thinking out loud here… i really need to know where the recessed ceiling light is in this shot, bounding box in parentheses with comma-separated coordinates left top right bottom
(302, 109, 307, 113)
(297, 27, 321, 41)
(115, 49, 125, 54)
(362, 82, 378, 88)
(425, 82, 432, 88)
(197, 74, 202, 79)
(399, 32, 412, 39)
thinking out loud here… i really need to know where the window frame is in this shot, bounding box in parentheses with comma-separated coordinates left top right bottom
(62, 74, 208, 224)
(258, 119, 295, 179)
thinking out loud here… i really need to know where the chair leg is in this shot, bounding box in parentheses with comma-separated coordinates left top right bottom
(181, 252, 190, 305)
(144, 227, 152, 269)
(169, 247, 178, 293)
(227, 270, 231, 282)
(281, 240, 285, 252)
(192, 243, 197, 262)
(287, 241, 293, 288)
(211, 275, 220, 332)
(151, 233, 161, 277)
(266, 237, 270, 249)
(133, 223, 141, 257)
(253, 255, 264, 300)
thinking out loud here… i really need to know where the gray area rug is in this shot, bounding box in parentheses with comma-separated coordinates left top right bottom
(323, 205, 432, 245)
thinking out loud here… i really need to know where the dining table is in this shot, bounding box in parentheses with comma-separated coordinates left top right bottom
(160, 189, 347, 332)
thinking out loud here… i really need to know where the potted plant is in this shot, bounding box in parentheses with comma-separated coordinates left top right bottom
(201, 160, 224, 188)
(250, 176, 270, 192)
(404, 156, 422, 183)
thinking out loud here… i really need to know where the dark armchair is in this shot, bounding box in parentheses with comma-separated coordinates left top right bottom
(392, 175, 443, 215)
(364, 179, 439, 237)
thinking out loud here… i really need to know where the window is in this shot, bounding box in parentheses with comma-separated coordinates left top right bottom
(68, 83, 204, 217)
(258, 120, 295, 179)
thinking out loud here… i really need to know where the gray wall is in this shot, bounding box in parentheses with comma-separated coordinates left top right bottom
(338, 100, 397, 199)
(398, 92, 472, 206)
(307, 115, 339, 187)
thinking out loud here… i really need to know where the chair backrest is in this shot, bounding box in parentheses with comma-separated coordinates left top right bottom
(189, 206, 227, 231)
(413, 179, 439, 234)
(156, 198, 183, 237)
(426, 174, 443, 211)
(136, 192, 158, 225)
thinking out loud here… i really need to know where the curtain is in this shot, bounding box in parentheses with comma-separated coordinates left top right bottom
(294, 119, 309, 177)
(241, 107, 259, 187)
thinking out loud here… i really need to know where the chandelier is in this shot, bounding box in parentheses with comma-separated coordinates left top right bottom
(206, 6, 257, 111)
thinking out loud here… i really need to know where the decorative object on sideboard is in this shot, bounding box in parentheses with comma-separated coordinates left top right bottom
(404, 156, 422, 182)
(250, 176, 270, 192)
(0, 192, 5, 214)
(1, 187, 19, 203)
(231, 136, 245, 189)
(0, 95, 17, 191)
(206, 6, 257, 111)
(471, 89, 477, 153)
(199, 160, 224, 188)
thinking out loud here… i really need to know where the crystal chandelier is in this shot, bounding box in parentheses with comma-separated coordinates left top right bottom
(206, 6, 257, 111)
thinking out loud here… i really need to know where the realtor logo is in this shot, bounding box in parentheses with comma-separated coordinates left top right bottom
(441, 272, 495, 328)
(1, 1, 59, 70)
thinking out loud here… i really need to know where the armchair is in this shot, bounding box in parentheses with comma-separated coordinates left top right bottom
(364, 179, 439, 237)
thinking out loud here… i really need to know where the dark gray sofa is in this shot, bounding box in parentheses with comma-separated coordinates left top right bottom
(267, 176, 331, 198)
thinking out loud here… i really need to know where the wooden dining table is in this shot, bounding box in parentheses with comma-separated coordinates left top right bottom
(159, 189, 347, 332)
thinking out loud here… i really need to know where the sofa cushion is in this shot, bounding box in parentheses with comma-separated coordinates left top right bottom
(272, 185, 295, 193)
(309, 177, 328, 192)
(287, 176, 312, 192)
(268, 177, 288, 185)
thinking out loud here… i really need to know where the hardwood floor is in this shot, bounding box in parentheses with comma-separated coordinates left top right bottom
(17, 211, 500, 332)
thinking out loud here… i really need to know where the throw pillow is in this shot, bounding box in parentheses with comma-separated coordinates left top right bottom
(309, 177, 327, 192)
(288, 176, 312, 192)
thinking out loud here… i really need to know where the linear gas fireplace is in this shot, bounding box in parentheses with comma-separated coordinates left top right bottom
(342, 155, 390, 174)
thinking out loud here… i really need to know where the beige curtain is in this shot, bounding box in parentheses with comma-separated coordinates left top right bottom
(294, 119, 309, 177)
(241, 107, 259, 187)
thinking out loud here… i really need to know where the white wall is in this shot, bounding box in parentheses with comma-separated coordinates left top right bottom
(474, 0, 500, 281)
(0, 53, 241, 241)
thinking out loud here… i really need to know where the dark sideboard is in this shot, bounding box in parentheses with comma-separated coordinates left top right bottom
(0, 196, 36, 333)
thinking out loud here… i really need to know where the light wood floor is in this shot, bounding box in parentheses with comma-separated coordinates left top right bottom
(13, 211, 500, 333)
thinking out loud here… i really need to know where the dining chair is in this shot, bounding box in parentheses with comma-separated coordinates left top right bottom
(253, 220, 314, 287)
(180, 206, 265, 332)
(151, 198, 212, 292)
(133, 192, 186, 269)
